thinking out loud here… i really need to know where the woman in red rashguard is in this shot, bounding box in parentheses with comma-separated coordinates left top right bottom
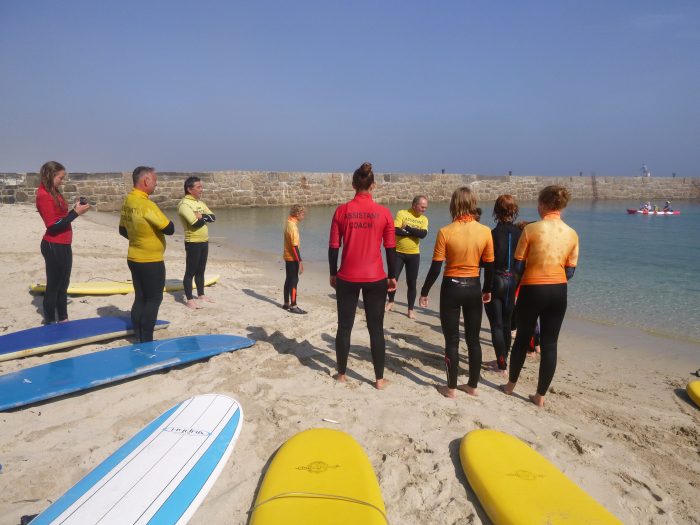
(328, 162, 397, 390)
(35, 161, 90, 323)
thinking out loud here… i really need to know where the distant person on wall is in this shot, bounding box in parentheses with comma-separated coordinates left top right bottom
(282, 204, 307, 314)
(178, 176, 216, 310)
(329, 162, 397, 390)
(502, 185, 579, 407)
(35, 161, 90, 324)
(119, 167, 174, 342)
(386, 195, 428, 319)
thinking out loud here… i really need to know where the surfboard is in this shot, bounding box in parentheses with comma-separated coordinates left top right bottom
(250, 428, 387, 524)
(31, 394, 242, 525)
(0, 317, 169, 362)
(460, 429, 622, 524)
(29, 275, 220, 295)
(687, 380, 700, 408)
(0, 334, 255, 411)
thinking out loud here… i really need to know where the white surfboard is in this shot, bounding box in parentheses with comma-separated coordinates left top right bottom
(32, 394, 243, 524)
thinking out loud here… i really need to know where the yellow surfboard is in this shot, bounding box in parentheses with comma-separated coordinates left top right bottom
(250, 428, 387, 525)
(460, 429, 622, 524)
(29, 275, 219, 295)
(687, 380, 700, 408)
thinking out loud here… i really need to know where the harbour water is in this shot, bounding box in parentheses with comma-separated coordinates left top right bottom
(205, 199, 700, 343)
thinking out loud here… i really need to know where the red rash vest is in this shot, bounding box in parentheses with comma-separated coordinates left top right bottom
(36, 183, 72, 244)
(329, 193, 396, 282)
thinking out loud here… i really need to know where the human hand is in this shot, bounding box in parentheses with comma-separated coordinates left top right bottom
(74, 202, 90, 215)
(482, 292, 491, 304)
(329, 275, 336, 289)
(419, 296, 429, 308)
(387, 278, 397, 292)
(299, 262, 304, 275)
(195, 212, 203, 220)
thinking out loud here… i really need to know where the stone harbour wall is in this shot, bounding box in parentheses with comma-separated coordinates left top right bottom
(1, 170, 698, 211)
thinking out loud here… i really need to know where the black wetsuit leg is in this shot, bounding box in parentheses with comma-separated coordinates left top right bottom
(40, 240, 72, 323)
(336, 278, 387, 379)
(128, 260, 165, 343)
(508, 284, 567, 395)
(335, 277, 361, 375)
(440, 277, 483, 389)
(484, 273, 517, 369)
(284, 261, 300, 305)
(361, 279, 388, 379)
(386, 252, 406, 303)
(403, 253, 420, 310)
(184, 242, 208, 300)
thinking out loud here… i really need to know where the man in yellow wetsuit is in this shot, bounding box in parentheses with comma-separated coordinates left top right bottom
(119, 166, 174, 342)
(386, 195, 428, 319)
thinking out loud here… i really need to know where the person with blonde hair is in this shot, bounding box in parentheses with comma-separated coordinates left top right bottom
(35, 161, 90, 323)
(282, 204, 307, 314)
(419, 187, 494, 398)
(502, 185, 579, 407)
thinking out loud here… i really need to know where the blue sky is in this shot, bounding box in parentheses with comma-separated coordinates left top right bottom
(1, 0, 698, 176)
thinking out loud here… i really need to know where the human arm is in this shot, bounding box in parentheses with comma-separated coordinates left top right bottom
(402, 225, 428, 239)
(418, 260, 443, 308)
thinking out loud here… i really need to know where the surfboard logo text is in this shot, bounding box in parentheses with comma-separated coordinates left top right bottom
(163, 426, 212, 437)
(296, 461, 341, 474)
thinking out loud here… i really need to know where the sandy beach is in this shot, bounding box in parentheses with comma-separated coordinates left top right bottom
(1, 202, 699, 525)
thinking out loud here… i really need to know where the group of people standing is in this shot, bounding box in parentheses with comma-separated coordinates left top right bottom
(36, 163, 216, 343)
(323, 162, 579, 406)
(36, 160, 579, 407)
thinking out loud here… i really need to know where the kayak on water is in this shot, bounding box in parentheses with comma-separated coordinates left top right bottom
(626, 209, 680, 215)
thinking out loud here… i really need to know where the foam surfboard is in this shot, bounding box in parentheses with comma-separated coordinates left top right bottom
(29, 275, 220, 295)
(0, 317, 169, 362)
(460, 429, 622, 524)
(687, 380, 700, 408)
(31, 394, 242, 525)
(250, 428, 387, 524)
(0, 334, 255, 411)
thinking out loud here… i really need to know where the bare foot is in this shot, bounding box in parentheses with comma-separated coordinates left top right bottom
(58, 319, 70, 323)
(407, 309, 415, 319)
(198, 295, 215, 303)
(501, 382, 516, 395)
(529, 393, 545, 407)
(457, 384, 479, 396)
(186, 299, 202, 310)
(333, 373, 347, 383)
(436, 385, 457, 398)
(385, 301, 394, 312)
(375, 378, 390, 390)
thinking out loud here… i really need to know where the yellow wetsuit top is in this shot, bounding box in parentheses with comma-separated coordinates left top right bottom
(432, 217, 494, 277)
(394, 209, 429, 255)
(514, 211, 579, 285)
(178, 195, 213, 243)
(283, 217, 301, 261)
(119, 188, 170, 263)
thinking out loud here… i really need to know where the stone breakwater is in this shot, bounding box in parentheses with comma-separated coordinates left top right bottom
(1, 171, 698, 211)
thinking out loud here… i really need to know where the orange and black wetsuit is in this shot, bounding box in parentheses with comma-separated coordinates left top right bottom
(509, 211, 579, 395)
(420, 215, 494, 389)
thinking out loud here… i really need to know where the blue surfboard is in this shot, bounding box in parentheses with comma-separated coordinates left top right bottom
(0, 317, 170, 362)
(0, 335, 255, 411)
(31, 394, 243, 524)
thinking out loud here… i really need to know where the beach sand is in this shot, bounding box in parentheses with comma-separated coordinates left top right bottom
(1, 203, 699, 524)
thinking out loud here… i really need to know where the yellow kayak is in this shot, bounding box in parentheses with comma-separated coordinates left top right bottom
(29, 275, 219, 296)
(250, 428, 387, 525)
(460, 429, 622, 524)
(687, 380, 700, 408)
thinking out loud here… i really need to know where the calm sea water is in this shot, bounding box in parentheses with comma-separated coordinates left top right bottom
(204, 199, 700, 342)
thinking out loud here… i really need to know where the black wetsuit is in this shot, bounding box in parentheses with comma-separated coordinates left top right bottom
(484, 222, 521, 370)
(184, 241, 209, 300)
(41, 239, 73, 323)
(387, 226, 427, 310)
